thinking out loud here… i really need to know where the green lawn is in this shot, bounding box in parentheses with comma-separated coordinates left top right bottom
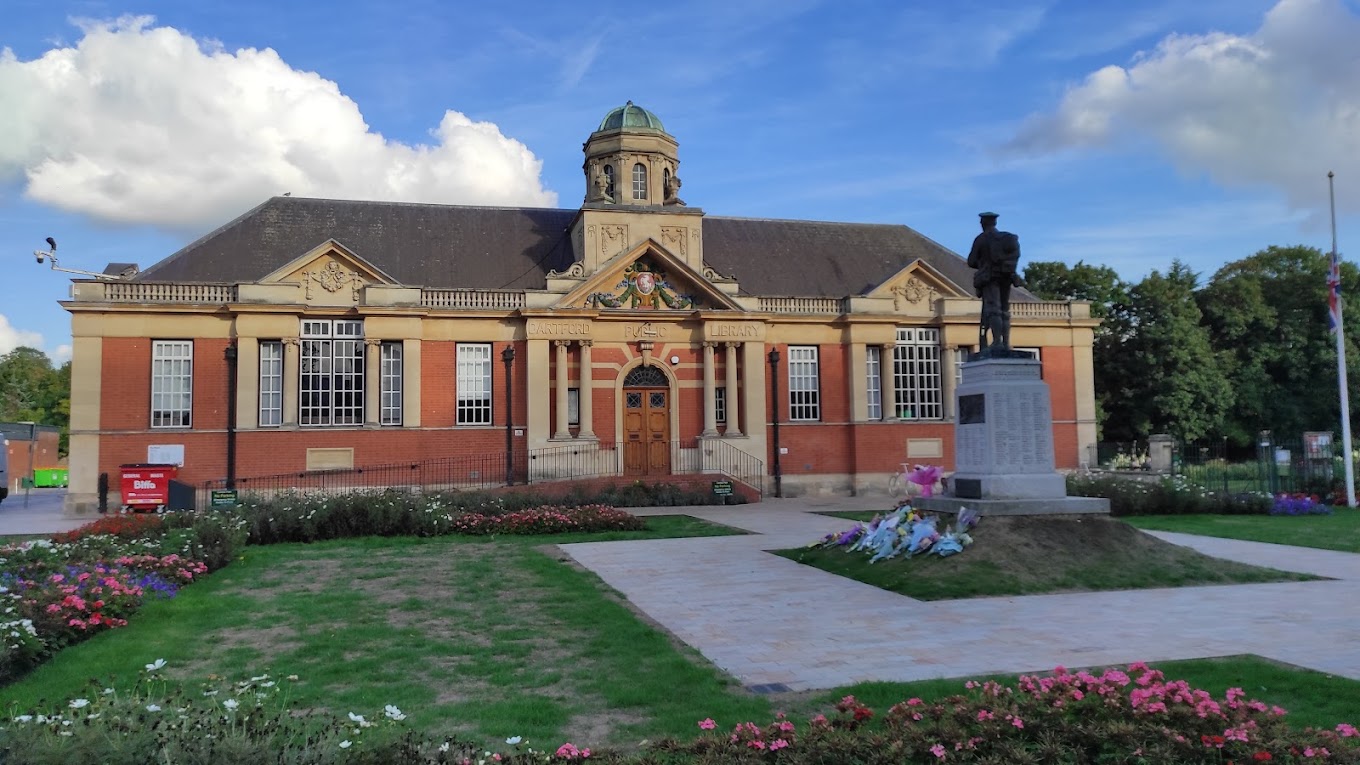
(778, 514, 1315, 600)
(0, 516, 760, 748)
(1126, 508, 1360, 552)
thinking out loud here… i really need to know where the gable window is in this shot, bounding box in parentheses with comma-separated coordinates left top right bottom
(603, 164, 614, 199)
(457, 343, 493, 425)
(300, 320, 365, 427)
(788, 346, 820, 421)
(151, 340, 193, 428)
(380, 341, 403, 425)
(866, 346, 883, 420)
(632, 163, 647, 200)
(259, 341, 283, 427)
(892, 328, 942, 420)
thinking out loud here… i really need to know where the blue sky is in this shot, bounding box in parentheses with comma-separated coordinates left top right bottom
(3, 0, 1358, 361)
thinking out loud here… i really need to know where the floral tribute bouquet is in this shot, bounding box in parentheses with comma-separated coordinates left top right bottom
(809, 503, 980, 563)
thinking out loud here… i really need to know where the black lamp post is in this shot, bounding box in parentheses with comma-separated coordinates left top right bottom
(767, 348, 782, 498)
(502, 346, 516, 485)
(224, 343, 238, 490)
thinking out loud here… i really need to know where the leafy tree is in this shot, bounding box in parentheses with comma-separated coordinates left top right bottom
(1111, 262, 1233, 442)
(0, 347, 71, 455)
(1023, 260, 1135, 438)
(1198, 245, 1360, 445)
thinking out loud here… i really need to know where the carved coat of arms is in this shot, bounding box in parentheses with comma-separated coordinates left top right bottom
(585, 262, 694, 309)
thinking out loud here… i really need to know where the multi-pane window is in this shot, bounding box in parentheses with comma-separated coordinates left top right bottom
(301, 320, 364, 427)
(456, 343, 493, 425)
(258, 341, 283, 427)
(380, 342, 403, 426)
(892, 328, 942, 420)
(150, 341, 193, 428)
(603, 164, 614, 199)
(954, 347, 972, 387)
(632, 163, 647, 200)
(715, 386, 727, 424)
(788, 346, 820, 421)
(866, 346, 883, 420)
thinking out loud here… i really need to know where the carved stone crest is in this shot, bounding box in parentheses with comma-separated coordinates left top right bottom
(303, 261, 361, 301)
(891, 277, 937, 311)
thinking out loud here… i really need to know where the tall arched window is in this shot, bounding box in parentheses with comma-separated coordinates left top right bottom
(632, 163, 648, 200)
(603, 165, 614, 200)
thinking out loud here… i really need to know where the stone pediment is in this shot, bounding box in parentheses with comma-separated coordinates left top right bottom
(866, 259, 971, 314)
(259, 240, 399, 306)
(555, 238, 743, 311)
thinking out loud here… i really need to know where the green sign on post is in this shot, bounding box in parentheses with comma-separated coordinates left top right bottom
(711, 480, 734, 497)
(210, 489, 239, 508)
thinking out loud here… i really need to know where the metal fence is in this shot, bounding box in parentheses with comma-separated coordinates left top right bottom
(202, 438, 765, 505)
(1091, 437, 1343, 496)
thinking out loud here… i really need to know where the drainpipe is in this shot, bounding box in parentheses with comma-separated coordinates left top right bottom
(502, 346, 516, 485)
(767, 348, 782, 498)
(224, 343, 238, 489)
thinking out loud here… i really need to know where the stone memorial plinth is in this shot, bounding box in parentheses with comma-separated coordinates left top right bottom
(917, 356, 1108, 516)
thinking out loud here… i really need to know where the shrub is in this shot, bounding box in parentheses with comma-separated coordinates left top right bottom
(1066, 474, 1271, 516)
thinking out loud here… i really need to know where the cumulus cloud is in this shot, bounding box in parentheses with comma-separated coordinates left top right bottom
(1008, 0, 1360, 213)
(0, 16, 557, 229)
(0, 314, 44, 355)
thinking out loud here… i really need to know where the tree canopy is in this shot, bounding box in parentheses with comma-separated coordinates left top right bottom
(0, 347, 71, 455)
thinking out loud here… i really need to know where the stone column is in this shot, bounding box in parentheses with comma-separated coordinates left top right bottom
(553, 340, 571, 439)
(942, 347, 959, 420)
(235, 338, 259, 430)
(577, 340, 595, 439)
(701, 342, 719, 437)
(364, 338, 382, 427)
(881, 343, 897, 421)
(282, 338, 300, 428)
(724, 342, 742, 436)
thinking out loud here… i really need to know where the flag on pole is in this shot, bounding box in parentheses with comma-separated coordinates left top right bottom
(1328, 249, 1343, 333)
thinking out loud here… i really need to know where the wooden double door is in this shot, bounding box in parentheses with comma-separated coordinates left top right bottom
(623, 387, 671, 476)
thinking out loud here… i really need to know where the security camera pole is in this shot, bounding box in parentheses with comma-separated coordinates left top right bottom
(32, 238, 130, 281)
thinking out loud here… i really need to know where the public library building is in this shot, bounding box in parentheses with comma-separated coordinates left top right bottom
(61, 102, 1098, 513)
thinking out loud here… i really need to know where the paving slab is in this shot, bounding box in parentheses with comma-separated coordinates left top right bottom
(562, 498, 1360, 690)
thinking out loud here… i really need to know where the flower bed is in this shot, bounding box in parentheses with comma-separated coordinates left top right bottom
(1272, 493, 1334, 516)
(1066, 473, 1272, 516)
(449, 504, 644, 535)
(3, 662, 1356, 764)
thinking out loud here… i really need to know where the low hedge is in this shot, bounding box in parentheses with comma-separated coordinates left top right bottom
(1066, 474, 1271, 516)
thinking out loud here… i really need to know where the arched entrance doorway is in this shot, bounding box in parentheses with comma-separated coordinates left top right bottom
(622, 365, 670, 476)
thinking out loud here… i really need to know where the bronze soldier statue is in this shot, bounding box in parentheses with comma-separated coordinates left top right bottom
(967, 212, 1025, 353)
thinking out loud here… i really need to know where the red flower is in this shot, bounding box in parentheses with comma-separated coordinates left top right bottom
(1253, 753, 1272, 762)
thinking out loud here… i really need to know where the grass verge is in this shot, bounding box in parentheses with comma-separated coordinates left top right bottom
(0, 516, 760, 747)
(1126, 509, 1360, 552)
(775, 515, 1317, 600)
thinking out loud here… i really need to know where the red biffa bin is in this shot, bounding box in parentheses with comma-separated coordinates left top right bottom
(120, 464, 179, 511)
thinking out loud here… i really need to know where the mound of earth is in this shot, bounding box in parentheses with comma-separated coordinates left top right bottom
(775, 514, 1318, 600)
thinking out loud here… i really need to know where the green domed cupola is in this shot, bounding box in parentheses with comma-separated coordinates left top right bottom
(583, 102, 684, 208)
(596, 101, 667, 133)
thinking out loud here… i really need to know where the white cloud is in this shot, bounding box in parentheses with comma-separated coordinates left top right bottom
(0, 314, 44, 355)
(1008, 0, 1360, 214)
(0, 16, 558, 229)
(53, 344, 72, 364)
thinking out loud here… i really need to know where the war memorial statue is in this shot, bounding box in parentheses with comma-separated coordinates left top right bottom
(967, 212, 1026, 355)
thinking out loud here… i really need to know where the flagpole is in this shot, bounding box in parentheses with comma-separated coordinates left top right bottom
(1330, 171, 1356, 507)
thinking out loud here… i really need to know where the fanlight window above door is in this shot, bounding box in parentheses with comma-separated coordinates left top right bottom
(623, 365, 668, 387)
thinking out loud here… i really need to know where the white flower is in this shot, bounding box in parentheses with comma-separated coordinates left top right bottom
(384, 704, 406, 721)
(339, 740, 352, 749)
(260, 681, 275, 688)
(146, 704, 161, 712)
(69, 699, 90, 709)
(506, 736, 523, 745)
(348, 712, 366, 724)
(145, 659, 167, 672)
(223, 699, 239, 711)
(13, 715, 31, 723)
(439, 742, 451, 753)
(202, 690, 219, 696)
(286, 675, 298, 681)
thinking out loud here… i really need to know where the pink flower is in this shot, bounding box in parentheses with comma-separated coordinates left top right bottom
(698, 718, 715, 730)
(930, 743, 947, 759)
(976, 710, 993, 721)
(769, 739, 788, 751)
(1011, 717, 1024, 729)
(1336, 723, 1358, 737)
(1071, 690, 1084, 701)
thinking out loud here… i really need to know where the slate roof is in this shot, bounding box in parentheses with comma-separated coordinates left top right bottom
(135, 196, 1033, 300)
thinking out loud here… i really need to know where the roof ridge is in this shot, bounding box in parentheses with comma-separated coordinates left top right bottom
(263, 195, 573, 214)
(705, 214, 917, 228)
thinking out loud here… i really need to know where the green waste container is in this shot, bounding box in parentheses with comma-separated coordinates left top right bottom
(32, 469, 69, 488)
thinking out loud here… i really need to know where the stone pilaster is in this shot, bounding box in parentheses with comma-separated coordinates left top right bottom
(577, 340, 595, 439)
(554, 340, 571, 439)
(701, 342, 719, 437)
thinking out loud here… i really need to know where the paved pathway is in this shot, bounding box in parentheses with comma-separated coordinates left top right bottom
(561, 498, 1360, 691)
(0, 489, 85, 536)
